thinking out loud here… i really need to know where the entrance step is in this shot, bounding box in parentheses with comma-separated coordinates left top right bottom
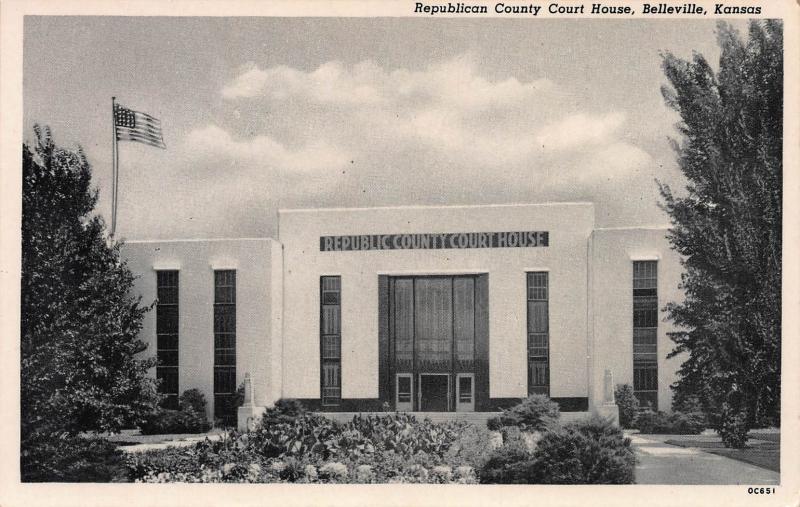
(315, 411, 501, 426)
(315, 411, 593, 426)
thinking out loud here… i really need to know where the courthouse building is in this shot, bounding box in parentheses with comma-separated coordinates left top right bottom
(123, 202, 685, 428)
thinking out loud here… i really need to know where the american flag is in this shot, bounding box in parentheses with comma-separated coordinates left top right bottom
(114, 103, 166, 149)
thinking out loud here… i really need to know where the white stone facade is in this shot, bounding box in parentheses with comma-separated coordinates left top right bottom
(122, 203, 685, 426)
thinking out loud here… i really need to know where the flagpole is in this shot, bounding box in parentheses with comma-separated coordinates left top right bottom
(111, 96, 119, 237)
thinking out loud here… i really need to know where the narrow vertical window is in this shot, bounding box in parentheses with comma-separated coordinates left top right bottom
(527, 272, 549, 396)
(633, 261, 658, 409)
(156, 270, 179, 410)
(214, 270, 236, 425)
(321, 276, 341, 406)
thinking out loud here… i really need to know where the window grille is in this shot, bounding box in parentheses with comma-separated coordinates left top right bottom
(214, 270, 236, 424)
(321, 276, 342, 406)
(156, 270, 179, 410)
(526, 272, 549, 396)
(633, 261, 658, 409)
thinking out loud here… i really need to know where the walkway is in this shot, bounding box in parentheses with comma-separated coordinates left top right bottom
(103, 428, 226, 453)
(632, 433, 780, 485)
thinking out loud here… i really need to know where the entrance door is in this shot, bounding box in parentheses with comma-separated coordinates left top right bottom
(419, 374, 449, 411)
(456, 373, 475, 412)
(389, 275, 478, 412)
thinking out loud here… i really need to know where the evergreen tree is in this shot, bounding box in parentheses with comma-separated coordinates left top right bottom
(21, 126, 160, 438)
(659, 21, 782, 447)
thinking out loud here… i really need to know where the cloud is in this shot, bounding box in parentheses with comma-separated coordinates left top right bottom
(184, 125, 349, 174)
(222, 61, 384, 104)
(221, 64, 270, 99)
(149, 54, 660, 238)
(535, 113, 627, 151)
(221, 55, 553, 110)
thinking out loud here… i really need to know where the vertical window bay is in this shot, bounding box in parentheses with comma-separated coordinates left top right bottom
(214, 270, 236, 425)
(321, 276, 342, 406)
(156, 270, 179, 410)
(526, 272, 549, 396)
(633, 261, 658, 409)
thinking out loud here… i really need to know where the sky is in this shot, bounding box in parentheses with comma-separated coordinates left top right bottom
(23, 17, 744, 240)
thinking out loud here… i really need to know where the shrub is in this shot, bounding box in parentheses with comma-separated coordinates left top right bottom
(179, 389, 208, 415)
(668, 411, 706, 434)
(495, 395, 560, 431)
(718, 406, 749, 448)
(486, 416, 503, 431)
(139, 408, 211, 435)
(478, 416, 635, 485)
(22, 433, 127, 482)
(615, 384, 639, 428)
(139, 388, 212, 435)
(259, 398, 307, 427)
(477, 438, 534, 484)
(634, 409, 704, 435)
(633, 408, 661, 434)
(444, 424, 495, 469)
(527, 416, 635, 484)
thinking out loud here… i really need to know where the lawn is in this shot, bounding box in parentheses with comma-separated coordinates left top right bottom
(664, 432, 780, 473)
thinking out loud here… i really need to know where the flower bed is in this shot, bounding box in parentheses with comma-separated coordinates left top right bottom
(127, 413, 477, 484)
(125, 399, 636, 484)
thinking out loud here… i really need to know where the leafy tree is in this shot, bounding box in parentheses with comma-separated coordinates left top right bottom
(21, 126, 160, 439)
(659, 21, 782, 447)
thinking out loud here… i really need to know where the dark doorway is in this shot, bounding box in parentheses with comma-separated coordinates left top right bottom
(381, 274, 488, 411)
(419, 374, 449, 411)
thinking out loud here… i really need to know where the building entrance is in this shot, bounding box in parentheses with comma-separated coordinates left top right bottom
(389, 276, 477, 411)
(419, 374, 450, 411)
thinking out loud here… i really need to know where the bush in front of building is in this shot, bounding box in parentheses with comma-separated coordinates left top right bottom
(139, 389, 212, 435)
(139, 409, 212, 435)
(614, 384, 639, 429)
(476, 437, 534, 484)
(529, 416, 635, 484)
(634, 408, 704, 435)
(179, 388, 208, 414)
(22, 432, 127, 482)
(487, 394, 560, 432)
(479, 415, 635, 484)
(259, 398, 308, 426)
(486, 416, 503, 431)
(443, 424, 497, 470)
(717, 404, 749, 449)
